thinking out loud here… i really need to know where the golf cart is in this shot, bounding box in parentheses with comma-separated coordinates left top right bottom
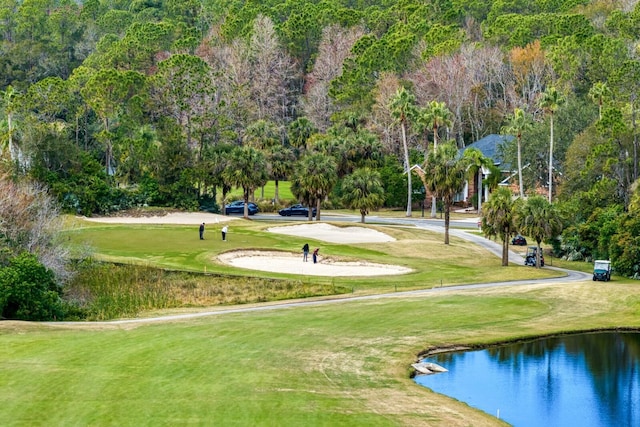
(593, 260, 612, 281)
(524, 246, 545, 267)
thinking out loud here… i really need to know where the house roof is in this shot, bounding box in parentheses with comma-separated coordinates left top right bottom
(461, 134, 514, 169)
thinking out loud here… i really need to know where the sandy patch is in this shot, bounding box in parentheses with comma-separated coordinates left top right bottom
(82, 215, 405, 276)
(268, 223, 395, 244)
(80, 212, 236, 225)
(218, 250, 411, 277)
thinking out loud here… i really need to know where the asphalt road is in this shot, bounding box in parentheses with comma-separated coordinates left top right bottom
(252, 212, 481, 229)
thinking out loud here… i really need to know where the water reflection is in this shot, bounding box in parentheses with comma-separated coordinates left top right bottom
(415, 332, 640, 427)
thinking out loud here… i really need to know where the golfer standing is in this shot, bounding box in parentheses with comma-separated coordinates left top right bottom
(221, 225, 228, 241)
(199, 223, 205, 240)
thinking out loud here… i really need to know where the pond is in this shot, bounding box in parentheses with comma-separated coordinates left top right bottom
(415, 332, 640, 427)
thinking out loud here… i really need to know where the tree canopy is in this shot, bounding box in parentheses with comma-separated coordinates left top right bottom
(0, 0, 639, 275)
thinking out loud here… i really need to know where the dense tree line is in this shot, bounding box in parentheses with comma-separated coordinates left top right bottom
(0, 0, 639, 281)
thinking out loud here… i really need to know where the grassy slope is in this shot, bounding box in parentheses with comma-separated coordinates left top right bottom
(1, 282, 639, 426)
(2, 218, 637, 425)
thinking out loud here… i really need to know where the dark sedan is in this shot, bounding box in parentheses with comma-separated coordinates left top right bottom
(225, 200, 259, 215)
(511, 235, 527, 246)
(278, 204, 316, 216)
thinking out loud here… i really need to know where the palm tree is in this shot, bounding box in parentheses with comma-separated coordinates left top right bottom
(423, 141, 468, 244)
(589, 82, 610, 120)
(290, 177, 316, 221)
(419, 100, 453, 150)
(341, 168, 385, 223)
(223, 146, 268, 219)
(243, 119, 282, 198)
(502, 108, 533, 198)
(294, 152, 337, 221)
(201, 143, 234, 203)
(514, 196, 563, 268)
(312, 130, 354, 177)
(389, 87, 417, 217)
(481, 187, 518, 266)
(287, 117, 317, 153)
(243, 119, 281, 149)
(267, 145, 295, 204)
(352, 129, 384, 169)
(538, 86, 565, 203)
(462, 147, 491, 215)
(418, 100, 453, 217)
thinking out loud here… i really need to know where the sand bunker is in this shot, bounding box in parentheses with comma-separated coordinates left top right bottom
(218, 250, 411, 277)
(267, 223, 395, 244)
(229, 224, 406, 276)
(83, 215, 407, 276)
(81, 212, 235, 225)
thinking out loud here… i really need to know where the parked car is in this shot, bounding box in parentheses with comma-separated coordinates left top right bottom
(593, 260, 612, 281)
(224, 200, 259, 215)
(524, 246, 544, 267)
(278, 204, 316, 216)
(512, 235, 527, 246)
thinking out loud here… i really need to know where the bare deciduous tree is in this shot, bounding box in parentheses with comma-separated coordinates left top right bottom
(408, 51, 473, 146)
(197, 26, 257, 143)
(370, 72, 402, 156)
(0, 174, 70, 282)
(508, 41, 553, 112)
(461, 45, 513, 140)
(408, 44, 516, 144)
(248, 14, 299, 130)
(303, 24, 365, 131)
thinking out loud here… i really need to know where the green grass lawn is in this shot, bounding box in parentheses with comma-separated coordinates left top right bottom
(64, 219, 559, 293)
(60, 217, 564, 321)
(3, 218, 637, 425)
(2, 281, 639, 426)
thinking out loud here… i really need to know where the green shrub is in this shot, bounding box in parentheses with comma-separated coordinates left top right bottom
(610, 212, 640, 278)
(0, 253, 65, 321)
(198, 195, 220, 213)
(255, 199, 278, 213)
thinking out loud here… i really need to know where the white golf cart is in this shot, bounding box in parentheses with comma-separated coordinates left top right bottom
(593, 260, 612, 281)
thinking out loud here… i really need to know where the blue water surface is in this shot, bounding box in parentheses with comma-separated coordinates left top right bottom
(415, 332, 640, 427)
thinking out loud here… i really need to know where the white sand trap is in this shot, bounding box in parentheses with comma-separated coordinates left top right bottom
(267, 223, 395, 244)
(218, 251, 411, 277)
(81, 212, 235, 225)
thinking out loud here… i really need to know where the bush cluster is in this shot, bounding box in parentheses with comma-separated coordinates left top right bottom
(0, 253, 65, 321)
